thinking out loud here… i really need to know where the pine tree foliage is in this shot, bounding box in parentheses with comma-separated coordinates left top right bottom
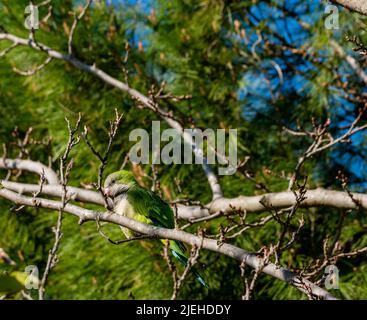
(0, 0, 366, 299)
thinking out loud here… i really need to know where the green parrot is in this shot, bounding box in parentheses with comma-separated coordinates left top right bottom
(103, 170, 208, 288)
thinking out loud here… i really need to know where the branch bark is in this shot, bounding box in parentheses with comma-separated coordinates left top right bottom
(0, 187, 337, 300)
(0, 158, 59, 185)
(331, 0, 367, 15)
(2, 179, 367, 220)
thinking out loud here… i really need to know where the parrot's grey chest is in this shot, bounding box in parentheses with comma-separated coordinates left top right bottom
(114, 194, 134, 218)
(113, 194, 137, 238)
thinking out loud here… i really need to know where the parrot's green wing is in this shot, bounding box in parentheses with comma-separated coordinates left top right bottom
(127, 187, 175, 230)
(127, 187, 187, 252)
(127, 186, 208, 288)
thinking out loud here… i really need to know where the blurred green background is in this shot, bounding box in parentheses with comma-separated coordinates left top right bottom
(0, 0, 366, 299)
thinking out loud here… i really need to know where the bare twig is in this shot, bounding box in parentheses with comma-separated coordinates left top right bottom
(83, 109, 124, 242)
(13, 56, 52, 76)
(68, 0, 93, 55)
(0, 42, 18, 58)
(242, 246, 275, 300)
(38, 114, 81, 300)
(82, 109, 123, 200)
(163, 241, 178, 300)
(287, 109, 367, 190)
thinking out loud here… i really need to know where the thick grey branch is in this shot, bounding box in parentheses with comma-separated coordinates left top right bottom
(209, 188, 367, 213)
(0, 158, 59, 185)
(180, 188, 367, 219)
(0, 180, 107, 206)
(2, 180, 367, 220)
(331, 0, 367, 15)
(0, 188, 337, 300)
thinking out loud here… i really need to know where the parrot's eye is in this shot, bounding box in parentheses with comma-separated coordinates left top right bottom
(107, 178, 115, 186)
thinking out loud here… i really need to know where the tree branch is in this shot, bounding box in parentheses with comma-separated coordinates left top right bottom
(0, 32, 222, 200)
(68, 0, 92, 55)
(331, 0, 367, 16)
(2, 179, 367, 220)
(0, 188, 337, 300)
(0, 158, 59, 185)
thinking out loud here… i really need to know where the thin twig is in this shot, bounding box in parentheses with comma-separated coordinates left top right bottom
(13, 56, 52, 76)
(38, 114, 81, 300)
(68, 0, 93, 55)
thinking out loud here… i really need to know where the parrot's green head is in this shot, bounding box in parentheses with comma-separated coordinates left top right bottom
(103, 170, 137, 198)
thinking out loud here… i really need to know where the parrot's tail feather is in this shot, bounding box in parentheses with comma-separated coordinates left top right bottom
(171, 249, 187, 265)
(171, 249, 209, 289)
(192, 269, 209, 289)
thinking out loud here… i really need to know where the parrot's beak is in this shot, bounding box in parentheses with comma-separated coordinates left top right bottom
(103, 187, 111, 197)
